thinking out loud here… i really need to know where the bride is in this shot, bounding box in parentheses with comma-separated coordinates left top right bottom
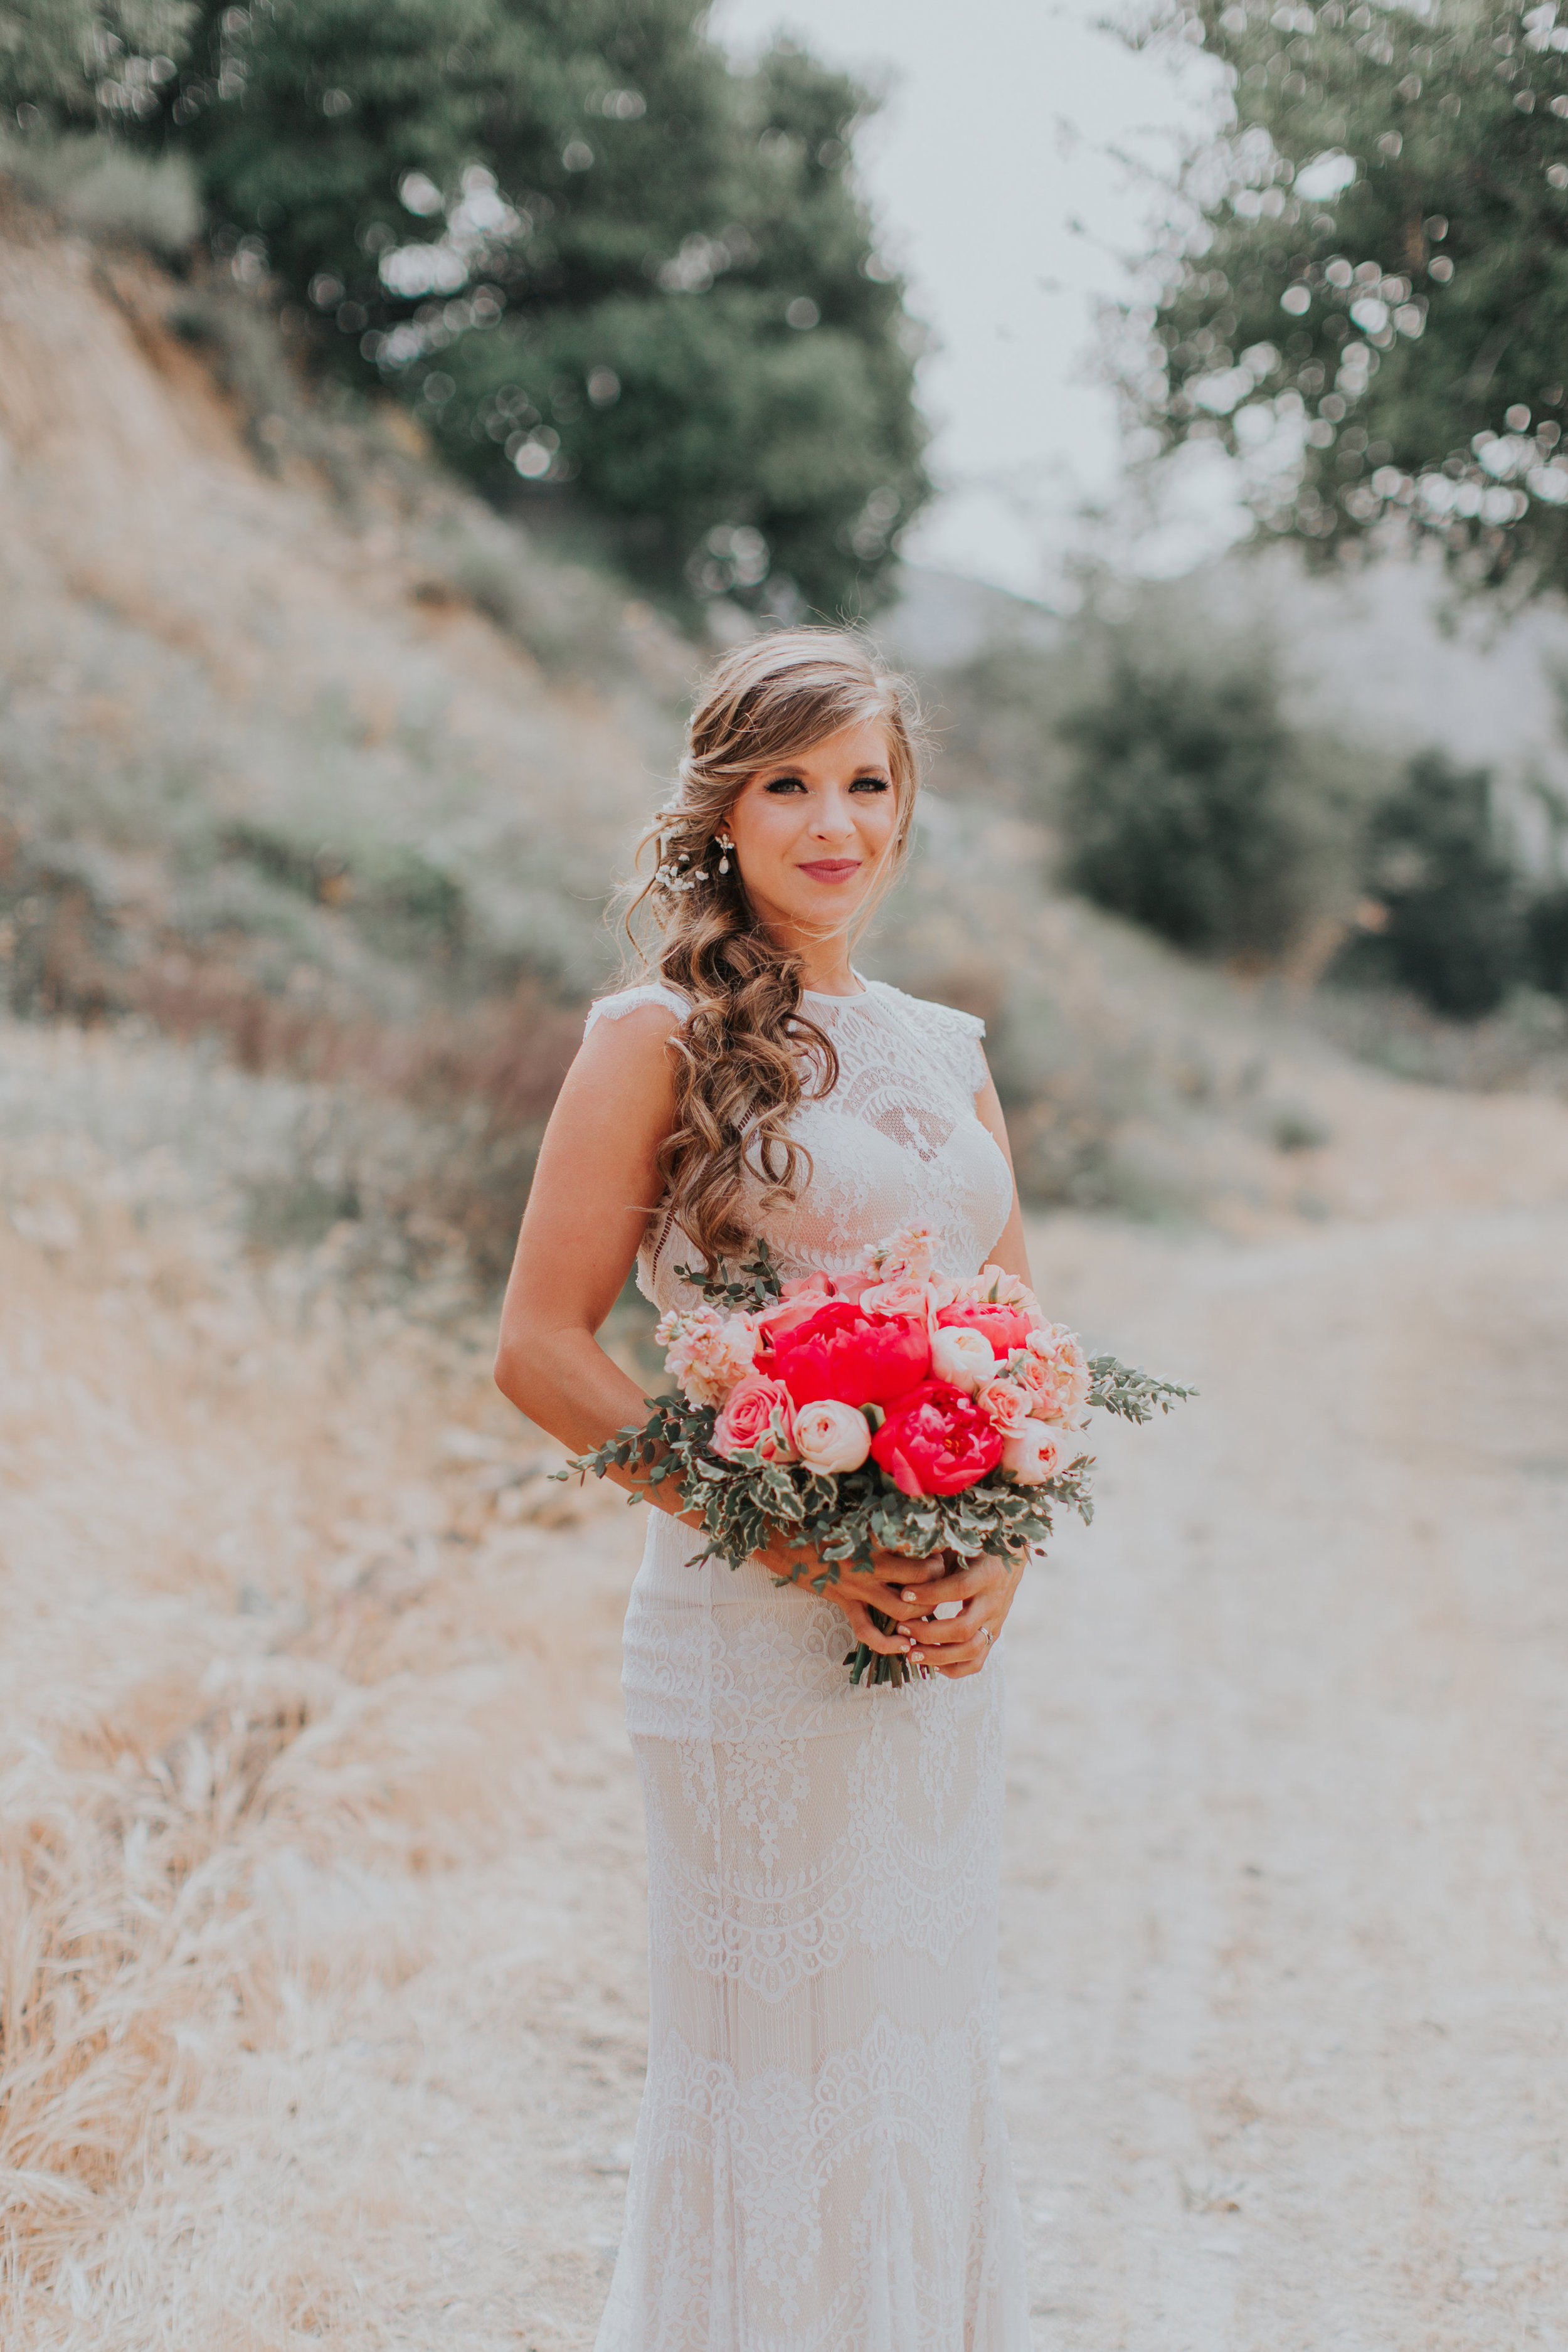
(495, 628, 1037, 2349)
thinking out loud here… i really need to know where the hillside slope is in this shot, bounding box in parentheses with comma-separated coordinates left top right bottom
(0, 195, 685, 1024)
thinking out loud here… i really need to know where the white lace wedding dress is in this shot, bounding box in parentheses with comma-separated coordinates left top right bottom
(587, 977, 1035, 2352)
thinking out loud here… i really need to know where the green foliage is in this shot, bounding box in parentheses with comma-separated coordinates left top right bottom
(1527, 881, 1568, 993)
(1334, 749, 1526, 1015)
(8, 0, 929, 612)
(0, 0, 195, 129)
(1059, 625, 1360, 959)
(1121, 0, 1568, 600)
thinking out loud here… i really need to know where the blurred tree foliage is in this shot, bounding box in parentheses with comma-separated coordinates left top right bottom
(1121, 0, 1568, 600)
(1058, 628, 1361, 960)
(0, 1, 195, 124)
(1, 0, 928, 612)
(1336, 749, 1526, 1013)
(1528, 882, 1568, 989)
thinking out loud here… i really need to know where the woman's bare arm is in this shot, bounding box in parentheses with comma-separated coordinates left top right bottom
(492, 1004, 940, 1653)
(973, 1065, 1034, 1293)
(494, 1003, 684, 1477)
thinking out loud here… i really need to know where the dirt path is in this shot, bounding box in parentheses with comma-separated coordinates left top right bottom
(4, 1037, 1568, 2348)
(1000, 1206, 1568, 2349)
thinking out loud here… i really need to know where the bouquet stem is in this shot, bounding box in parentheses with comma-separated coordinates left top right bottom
(845, 1606, 928, 1688)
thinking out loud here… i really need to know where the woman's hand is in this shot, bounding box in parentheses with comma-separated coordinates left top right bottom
(892, 1550, 1027, 1680)
(758, 1534, 951, 1661)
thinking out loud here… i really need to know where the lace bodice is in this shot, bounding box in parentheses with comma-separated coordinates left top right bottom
(583, 977, 1014, 1308)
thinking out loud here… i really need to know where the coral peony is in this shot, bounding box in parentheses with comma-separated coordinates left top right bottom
(792, 1398, 872, 1474)
(712, 1375, 797, 1463)
(757, 1300, 931, 1409)
(929, 1323, 997, 1392)
(869, 1380, 1005, 1497)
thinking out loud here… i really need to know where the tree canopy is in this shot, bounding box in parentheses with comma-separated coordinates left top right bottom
(2, 0, 928, 613)
(1121, 0, 1568, 601)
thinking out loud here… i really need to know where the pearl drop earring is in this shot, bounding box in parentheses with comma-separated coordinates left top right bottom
(718, 836, 733, 876)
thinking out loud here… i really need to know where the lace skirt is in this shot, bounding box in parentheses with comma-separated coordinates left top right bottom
(594, 1511, 1034, 2352)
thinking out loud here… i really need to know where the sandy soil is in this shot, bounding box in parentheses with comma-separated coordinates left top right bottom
(3, 1030, 1568, 2349)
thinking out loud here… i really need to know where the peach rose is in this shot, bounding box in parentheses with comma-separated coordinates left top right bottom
(1001, 1420, 1072, 1486)
(975, 1376, 1032, 1436)
(857, 1275, 937, 1319)
(792, 1398, 872, 1474)
(711, 1375, 797, 1463)
(929, 1323, 997, 1393)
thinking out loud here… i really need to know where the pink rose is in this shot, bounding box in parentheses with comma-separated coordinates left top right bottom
(711, 1375, 797, 1463)
(975, 1376, 1032, 1436)
(792, 1398, 872, 1474)
(1001, 1420, 1073, 1486)
(929, 1323, 996, 1392)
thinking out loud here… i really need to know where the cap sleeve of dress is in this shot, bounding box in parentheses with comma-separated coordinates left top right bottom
(583, 982, 690, 1039)
(935, 1001, 988, 1095)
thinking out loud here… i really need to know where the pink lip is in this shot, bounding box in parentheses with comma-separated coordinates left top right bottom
(798, 859, 862, 882)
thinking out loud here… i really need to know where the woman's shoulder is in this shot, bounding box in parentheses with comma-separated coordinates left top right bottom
(582, 978, 691, 1040)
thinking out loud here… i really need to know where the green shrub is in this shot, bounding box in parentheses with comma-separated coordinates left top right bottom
(1059, 634, 1359, 963)
(1335, 752, 1525, 1020)
(1527, 884, 1568, 1002)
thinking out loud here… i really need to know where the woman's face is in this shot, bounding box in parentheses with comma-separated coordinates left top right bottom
(723, 717, 900, 944)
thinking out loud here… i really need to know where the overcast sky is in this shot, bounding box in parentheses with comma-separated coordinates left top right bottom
(712, 0, 1230, 601)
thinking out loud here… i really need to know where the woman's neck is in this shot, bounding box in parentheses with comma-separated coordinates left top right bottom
(770, 932, 861, 997)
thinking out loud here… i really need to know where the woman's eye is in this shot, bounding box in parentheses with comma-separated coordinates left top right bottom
(850, 776, 890, 793)
(763, 776, 806, 794)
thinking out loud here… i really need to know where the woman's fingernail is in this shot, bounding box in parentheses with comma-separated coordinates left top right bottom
(901, 1589, 918, 1602)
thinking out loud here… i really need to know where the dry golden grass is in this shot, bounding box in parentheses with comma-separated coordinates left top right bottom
(0, 1020, 639, 2346)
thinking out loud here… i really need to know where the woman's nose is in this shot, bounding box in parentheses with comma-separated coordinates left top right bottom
(810, 792, 857, 839)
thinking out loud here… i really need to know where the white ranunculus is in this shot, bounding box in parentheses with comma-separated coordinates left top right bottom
(792, 1398, 872, 1475)
(930, 1324, 996, 1393)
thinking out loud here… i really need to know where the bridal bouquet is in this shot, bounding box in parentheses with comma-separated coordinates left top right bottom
(564, 1225, 1192, 1686)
